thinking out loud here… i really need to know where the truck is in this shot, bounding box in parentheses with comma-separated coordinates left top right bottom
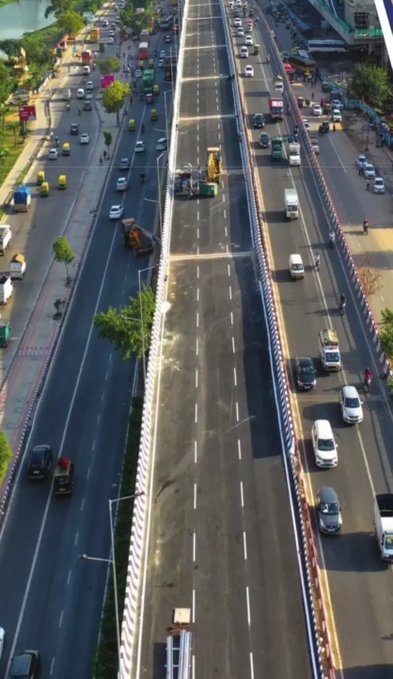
(10, 253, 26, 279)
(207, 146, 221, 183)
(288, 141, 301, 166)
(284, 188, 298, 219)
(0, 225, 12, 255)
(166, 608, 192, 679)
(319, 328, 341, 371)
(142, 69, 155, 93)
(90, 27, 100, 42)
(81, 49, 93, 64)
(271, 137, 284, 160)
(0, 274, 13, 304)
(121, 218, 155, 255)
(138, 41, 149, 60)
(274, 75, 284, 93)
(13, 185, 31, 212)
(269, 95, 284, 122)
(374, 494, 393, 562)
(174, 165, 218, 198)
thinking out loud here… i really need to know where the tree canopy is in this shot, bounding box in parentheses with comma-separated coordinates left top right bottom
(57, 10, 85, 35)
(350, 64, 390, 111)
(0, 431, 13, 484)
(98, 57, 121, 75)
(53, 236, 75, 281)
(102, 81, 130, 125)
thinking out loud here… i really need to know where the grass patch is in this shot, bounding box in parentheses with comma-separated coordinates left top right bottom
(94, 395, 143, 679)
(0, 113, 30, 194)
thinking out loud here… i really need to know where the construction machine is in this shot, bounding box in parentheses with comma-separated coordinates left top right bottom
(206, 146, 221, 183)
(121, 218, 157, 256)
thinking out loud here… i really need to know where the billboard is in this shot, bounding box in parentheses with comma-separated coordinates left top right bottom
(100, 74, 115, 89)
(19, 105, 37, 121)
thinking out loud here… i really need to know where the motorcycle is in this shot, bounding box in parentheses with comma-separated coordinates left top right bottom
(140, 172, 146, 183)
(339, 301, 346, 315)
(314, 257, 320, 272)
(363, 220, 369, 235)
(329, 232, 336, 248)
(364, 376, 371, 393)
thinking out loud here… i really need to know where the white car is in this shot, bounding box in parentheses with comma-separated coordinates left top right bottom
(156, 137, 167, 151)
(135, 140, 145, 152)
(109, 204, 124, 220)
(330, 98, 343, 109)
(339, 385, 363, 424)
(76, 88, 85, 99)
(245, 34, 253, 45)
(301, 116, 309, 129)
(116, 177, 128, 191)
(79, 133, 90, 144)
(363, 163, 376, 179)
(312, 104, 322, 116)
(0, 627, 4, 662)
(331, 109, 342, 123)
(86, 80, 94, 91)
(356, 154, 368, 169)
(244, 65, 254, 77)
(158, 58, 165, 67)
(159, 49, 166, 58)
(48, 147, 58, 160)
(373, 177, 385, 194)
(107, 36, 114, 44)
(234, 17, 242, 26)
(236, 27, 244, 36)
(311, 420, 338, 468)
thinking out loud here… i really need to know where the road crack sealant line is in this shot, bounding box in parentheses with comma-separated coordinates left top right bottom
(223, 4, 333, 677)
(118, 7, 186, 679)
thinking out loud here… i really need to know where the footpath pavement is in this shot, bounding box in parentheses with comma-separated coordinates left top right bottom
(0, 9, 152, 513)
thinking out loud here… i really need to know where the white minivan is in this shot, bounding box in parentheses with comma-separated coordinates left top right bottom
(311, 420, 338, 468)
(289, 254, 304, 279)
(240, 46, 249, 58)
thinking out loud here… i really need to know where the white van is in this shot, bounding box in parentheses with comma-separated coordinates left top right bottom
(82, 65, 91, 75)
(240, 46, 249, 58)
(289, 254, 304, 279)
(284, 188, 298, 219)
(62, 88, 71, 101)
(274, 77, 284, 93)
(311, 420, 338, 468)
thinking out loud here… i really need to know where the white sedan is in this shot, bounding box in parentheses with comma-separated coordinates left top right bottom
(79, 133, 90, 144)
(116, 177, 129, 191)
(331, 109, 342, 123)
(244, 65, 254, 77)
(109, 204, 124, 220)
(312, 104, 322, 116)
(48, 147, 58, 160)
(245, 34, 253, 45)
(373, 177, 385, 194)
(135, 140, 145, 153)
(363, 163, 376, 179)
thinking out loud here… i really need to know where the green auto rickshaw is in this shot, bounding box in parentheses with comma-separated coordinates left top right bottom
(128, 118, 136, 131)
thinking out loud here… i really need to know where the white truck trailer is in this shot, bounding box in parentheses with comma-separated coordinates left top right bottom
(0, 225, 12, 256)
(374, 494, 393, 562)
(166, 608, 192, 679)
(284, 188, 298, 219)
(288, 141, 301, 166)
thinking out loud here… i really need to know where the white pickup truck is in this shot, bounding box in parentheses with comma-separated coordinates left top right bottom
(374, 494, 393, 562)
(0, 274, 13, 304)
(0, 225, 12, 256)
(319, 328, 341, 371)
(288, 142, 301, 166)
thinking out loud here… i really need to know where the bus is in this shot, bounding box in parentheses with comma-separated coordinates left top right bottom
(307, 39, 348, 53)
(142, 69, 155, 93)
(287, 50, 316, 74)
(138, 41, 149, 60)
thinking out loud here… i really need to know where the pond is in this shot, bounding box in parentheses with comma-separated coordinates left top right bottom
(0, 0, 54, 41)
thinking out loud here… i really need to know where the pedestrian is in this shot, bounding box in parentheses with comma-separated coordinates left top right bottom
(358, 166, 362, 176)
(99, 156, 103, 165)
(103, 149, 107, 160)
(366, 179, 370, 190)
(332, 123, 336, 132)
(311, 91, 314, 100)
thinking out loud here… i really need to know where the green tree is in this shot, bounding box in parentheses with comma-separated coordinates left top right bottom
(0, 431, 13, 484)
(350, 64, 390, 111)
(0, 144, 9, 165)
(102, 81, 130, 126)
(380, 308, 393, 360)
(45, 0, 74, 18)
(0, 39, 22, 59)
(53, 236, 75, 283)
(98, 56, 121, 75)
(57, 10, 85, 36)
(22, 35, 52, 67)
(9, 121, 21, 146)
(94, 286, 156, 360)
(0, 63, 14, 106)
(103, 130, 112, 159)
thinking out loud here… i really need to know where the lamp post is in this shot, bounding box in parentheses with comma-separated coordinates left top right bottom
(80, 491, 143, 678)
(156, 151, 165, 234)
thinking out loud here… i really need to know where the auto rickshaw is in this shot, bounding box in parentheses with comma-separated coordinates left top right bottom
(0, 321, 11, 348)
(37, 170, 45, 186)
(148, 58, 155, 68)
(150, 107, 158, 121)
(153, 83, 160, 95)
(253, 44, 259, 55)
(53, 457, 75, 496)
(58, 174, 67, 189)
(138, 60, 144, 70)
(297, 96, 304, 109)
(40, 181, 50, 196)
(145, 92, 153, 104)
(319, 121, 330, 134)
(62, 142, 70, 156)
(128, 118, 136, 131)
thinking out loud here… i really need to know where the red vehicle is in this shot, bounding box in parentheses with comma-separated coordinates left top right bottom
(81, 49, 93, 64)
(138, 41, 149, 60)
(284, 63, 295, 81)
(269, 95, 284, 122)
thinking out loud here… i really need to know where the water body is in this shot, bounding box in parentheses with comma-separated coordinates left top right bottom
(0, 0, 54, 41)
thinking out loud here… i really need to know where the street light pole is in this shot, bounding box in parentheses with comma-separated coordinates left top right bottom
(156, 151, 165, 235)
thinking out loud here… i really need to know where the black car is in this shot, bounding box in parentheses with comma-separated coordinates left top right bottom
(259, 132, 271, 149)
(70, 123, 79, 135)
(295, 356, 316, 390)
(316, 486, 342, 534)
(253, 113, 265, 129)
(9, 650, 41, 679)
(27, 444, 53, 480)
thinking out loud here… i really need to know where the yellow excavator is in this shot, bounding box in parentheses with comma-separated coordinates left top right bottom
(121, 218, 159, 256)
(206, 146, 221, 184)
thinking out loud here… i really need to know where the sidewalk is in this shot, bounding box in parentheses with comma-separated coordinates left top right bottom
(0, 10, 144, 515)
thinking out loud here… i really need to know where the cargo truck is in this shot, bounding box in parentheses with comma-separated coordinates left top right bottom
(0, 274, 13, 304)
(319, 328, 341, 371)
(374, 494, 393, 562)
(166, 608, 192, 679)
(288, 141, 301, 166)
(269, 95, 284, 122)
(13, 185, 31, 212)
(0, 226, 12, 256)
(284, 188, 298, 219)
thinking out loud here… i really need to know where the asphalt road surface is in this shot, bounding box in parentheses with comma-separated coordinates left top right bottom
(0, 43, 171, 679)
(241, 5, 393, 677)
(135, 2, 314, 678)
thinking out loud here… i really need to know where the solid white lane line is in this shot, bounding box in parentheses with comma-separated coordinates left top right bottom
(192, 589, 196, 623)
(230, 311, 234, 326)
(193, 483, 197, 510)
(245, 586, 251, 626)
(233, 367, 237, 386)
(249, 652, 254, 679)
(192, 655, 195, 679)
(195, 338, 199, 356)
(235, 401, 239, 422)
(240, 480, 244, 507)
(228, 285, 232, 300)
(194, 403, 198, 424)
(238, 439, 242, 460)
(243, 531, 248, 560)
(194, 440, 198, 464)
(196, 311, 199, 328)
(232, 336, 236, 354)
(193, 532, 196, 562)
